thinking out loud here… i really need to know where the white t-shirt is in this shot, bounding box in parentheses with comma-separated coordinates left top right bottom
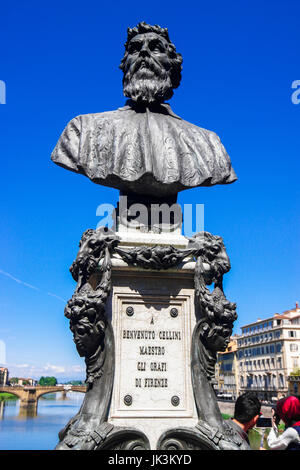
(267, 425, 300, 450)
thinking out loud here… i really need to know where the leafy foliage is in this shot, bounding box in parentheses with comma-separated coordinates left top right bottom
(38, 376, 57, 386)
(9, 377, 19, 384)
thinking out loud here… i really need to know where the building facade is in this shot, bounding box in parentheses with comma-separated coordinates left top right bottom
(215, 337, 239, 399)
(236, 304, 300, 401)
(0, 367, 9, 386)
(10, 377, 38, 386)
(287, 375, 300, 396)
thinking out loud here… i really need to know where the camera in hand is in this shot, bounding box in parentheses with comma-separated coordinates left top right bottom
(256, 417, 272, 427)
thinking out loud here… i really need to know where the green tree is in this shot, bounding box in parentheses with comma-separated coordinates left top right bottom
(38, 376, 57, 386)
(9, 377, 19, 385)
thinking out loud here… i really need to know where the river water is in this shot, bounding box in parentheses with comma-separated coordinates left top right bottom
(0, 394, 269, 450)
(0, 393, 84, 450)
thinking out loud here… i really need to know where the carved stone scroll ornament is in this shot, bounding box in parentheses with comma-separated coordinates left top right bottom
(157, 420, 246, 451)
(115, 244, 196, 270)
(191, 232, 237, 381)
(56, 228, 116, 449)
(56, 228, 151, 450)
(69, 227, 120, 291)
(157, 232, 246, 450)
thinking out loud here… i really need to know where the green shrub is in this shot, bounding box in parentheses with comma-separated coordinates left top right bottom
(221, 413, 232, 420)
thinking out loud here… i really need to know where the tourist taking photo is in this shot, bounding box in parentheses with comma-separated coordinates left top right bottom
(267, 396, 300, 450)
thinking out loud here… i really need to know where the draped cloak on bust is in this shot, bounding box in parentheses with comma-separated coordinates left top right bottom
(51, 100, 237, 197)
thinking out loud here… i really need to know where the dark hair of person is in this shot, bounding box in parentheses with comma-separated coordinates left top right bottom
(234, 392, 261, 424)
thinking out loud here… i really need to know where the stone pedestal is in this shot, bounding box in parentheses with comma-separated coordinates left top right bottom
(107, 240, 198, 449)
(55, 225, 245, 450)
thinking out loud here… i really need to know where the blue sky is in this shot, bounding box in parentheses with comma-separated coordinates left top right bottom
(0, 0, 299, 380)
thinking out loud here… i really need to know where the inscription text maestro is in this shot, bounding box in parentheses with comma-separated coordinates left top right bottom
(123, 329, 182, 389)
(115, 299, 189, 414)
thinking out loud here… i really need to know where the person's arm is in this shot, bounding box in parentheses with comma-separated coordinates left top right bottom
(259, 430, 267, 450)
(267, 426, 299, 450)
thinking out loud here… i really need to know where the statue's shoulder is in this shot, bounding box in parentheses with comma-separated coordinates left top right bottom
(71, 109, 124, 127)
(180, 117, 222, 143)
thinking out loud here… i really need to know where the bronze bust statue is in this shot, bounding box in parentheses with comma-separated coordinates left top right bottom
(52, 23, 242, 451)
(51, 22, 237, 197)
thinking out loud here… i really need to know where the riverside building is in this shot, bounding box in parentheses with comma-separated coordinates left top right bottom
(237, 303, 300, 401)
(0, 367, 9, 386)
(216, 337, 239, 400)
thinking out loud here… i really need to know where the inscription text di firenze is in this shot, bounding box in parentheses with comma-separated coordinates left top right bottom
(122, 328, 182, 389)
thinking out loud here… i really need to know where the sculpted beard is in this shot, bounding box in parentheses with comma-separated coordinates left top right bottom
(123, 56, 174, 104)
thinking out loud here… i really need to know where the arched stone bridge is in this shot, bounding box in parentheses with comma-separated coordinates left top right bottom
(0, 385, 87, 408)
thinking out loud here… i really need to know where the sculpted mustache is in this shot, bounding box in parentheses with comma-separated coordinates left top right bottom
(128, 57, 164, 76)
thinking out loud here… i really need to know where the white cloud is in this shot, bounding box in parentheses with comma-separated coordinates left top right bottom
(71, 365, 84, 372)
(44, 363, 66, 374)
(6, 363, 85, 379)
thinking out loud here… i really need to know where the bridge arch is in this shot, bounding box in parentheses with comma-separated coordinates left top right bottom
(0, 388, 23, 400)
(68, 387, 86, 394)
(36, 388, 85, 399)
(0, 385, 87, 408)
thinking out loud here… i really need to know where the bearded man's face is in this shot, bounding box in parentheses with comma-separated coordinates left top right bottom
(122, 32, 174, 104)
